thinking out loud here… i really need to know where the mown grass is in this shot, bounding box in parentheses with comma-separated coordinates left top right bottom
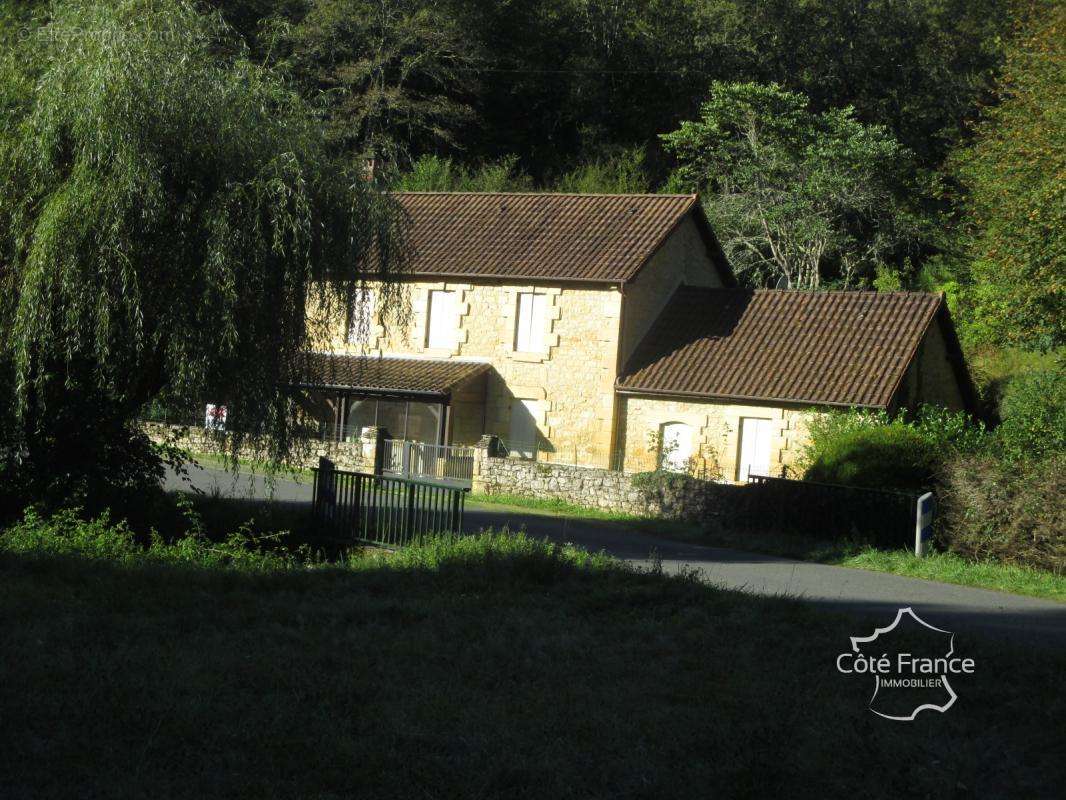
(839, 548, 1066, 602)
(1, 509, 1063, 798)
(469, 492, 643, 521)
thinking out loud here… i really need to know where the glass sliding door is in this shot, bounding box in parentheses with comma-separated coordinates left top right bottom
(405, 402, 442, 444)
(339, 395, 445, 444)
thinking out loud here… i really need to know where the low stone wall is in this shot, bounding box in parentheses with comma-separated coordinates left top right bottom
(471, 437, 737, 520)
(142, 422, 373, 472)
(473, 455, 650, 515)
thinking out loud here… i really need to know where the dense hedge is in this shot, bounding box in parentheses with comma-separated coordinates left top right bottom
(938, 454, 1065, 574)
(800, 406, 986, 493)
(799, 386, 1063, 570)
(997, 369, 1066, 465)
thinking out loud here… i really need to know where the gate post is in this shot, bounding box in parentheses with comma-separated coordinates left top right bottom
(471, 434, 499, 494)
(372, 427, 389, 475)
(316, 456, 337, 524)
(401, 440, 412, 478)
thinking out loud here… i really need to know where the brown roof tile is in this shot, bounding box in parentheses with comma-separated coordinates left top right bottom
(618, 289, 946, 408)
(296, 354, 490, 397)
(394, 192, 730, 284)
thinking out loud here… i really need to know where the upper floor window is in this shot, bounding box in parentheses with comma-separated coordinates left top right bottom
(346, 288, 376, 345)
(425, 290, 457, 349)
(514, 292, 547, 352)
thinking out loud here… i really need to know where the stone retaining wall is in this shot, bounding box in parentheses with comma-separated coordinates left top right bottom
(471, 436, 736, 520)
(142, 422, 374, 472)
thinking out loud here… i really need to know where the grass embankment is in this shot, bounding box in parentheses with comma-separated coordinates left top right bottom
(1, 509, 1061, 798)
(470, 493, 1066, 601)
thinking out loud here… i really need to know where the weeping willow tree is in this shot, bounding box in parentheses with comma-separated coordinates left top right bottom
(0, 1, 406, 509)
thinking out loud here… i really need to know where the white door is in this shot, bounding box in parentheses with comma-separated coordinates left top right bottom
(659, 422, 693, 472)
(508, 399, 541, 459)
(737, 417, 773, 481)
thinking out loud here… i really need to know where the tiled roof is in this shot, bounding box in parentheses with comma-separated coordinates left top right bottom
(295, 354, 490, 397)
(618, 288, 947, 408)
(394, 192, 731, 284)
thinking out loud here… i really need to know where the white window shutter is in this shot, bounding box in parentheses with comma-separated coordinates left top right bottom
(348, 289, 376, 345)
(515, 292, 546, 352)
(427, 290, 456, 349)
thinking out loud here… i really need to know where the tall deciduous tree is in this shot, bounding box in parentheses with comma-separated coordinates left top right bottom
(662, 82, 924, 289)
(0, 0, 405, 505)
(271, 0, 481, 166)
(949, 0, 1065, 349)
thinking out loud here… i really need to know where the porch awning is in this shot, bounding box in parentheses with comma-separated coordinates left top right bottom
(293, 353, 490, 399)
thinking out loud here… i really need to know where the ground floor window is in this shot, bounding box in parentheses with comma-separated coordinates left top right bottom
(341, 396, 444, 444)
(658, 421, 693, 472)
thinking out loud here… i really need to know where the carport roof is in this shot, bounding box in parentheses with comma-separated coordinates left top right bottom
(294, 353, 490, 398)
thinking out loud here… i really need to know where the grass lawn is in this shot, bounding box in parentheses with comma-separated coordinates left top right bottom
(1, 512, 1063, 798)
(470, 493, 1065, 602)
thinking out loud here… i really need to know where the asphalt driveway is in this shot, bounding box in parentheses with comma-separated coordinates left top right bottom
(165, 464, 1066, 647)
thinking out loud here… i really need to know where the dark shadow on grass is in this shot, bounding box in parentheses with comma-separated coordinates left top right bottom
(1, 543, 1064, 799)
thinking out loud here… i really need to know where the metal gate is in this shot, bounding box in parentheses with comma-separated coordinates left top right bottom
(312, 457, 467, 547)
(381, 439, 475, 487)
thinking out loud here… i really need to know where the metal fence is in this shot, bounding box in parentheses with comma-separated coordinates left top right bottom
(382, 439, 475, 487)
(743, 474, 919, 548)
(312, 458, 466, 547)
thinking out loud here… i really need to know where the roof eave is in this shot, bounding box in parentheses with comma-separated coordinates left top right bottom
(614, 384, 888, 410)
(288, 382, 451, 400)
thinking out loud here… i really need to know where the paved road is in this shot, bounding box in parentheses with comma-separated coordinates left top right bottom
(166, 464, 1066, 647)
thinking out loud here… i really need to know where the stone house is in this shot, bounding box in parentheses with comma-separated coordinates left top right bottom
(296, 192, 977, 482)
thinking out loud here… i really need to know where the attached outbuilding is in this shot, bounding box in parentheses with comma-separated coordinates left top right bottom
(615, 288, 978, 480)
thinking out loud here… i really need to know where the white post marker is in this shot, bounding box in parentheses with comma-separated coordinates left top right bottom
(915, 492, 935, 557)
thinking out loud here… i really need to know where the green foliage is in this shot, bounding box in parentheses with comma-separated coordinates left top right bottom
(801, 406, 987, 492)
(662, 82, 925, 289)
(1, 506, 302, 571)
(267, 0, 481, 165)
(397, 148, 652, 194)
(0, 1, 405, 503)
(938, 452, 1064, 573)
(947, 1, 1065, 349)
(803, 424, 939, 492)
(206, 0, 1008, 178)
(553, 148, 650, 194)
(394, 154, 533, 192)
(969, 346, 1064, 418)
(996, 368, 1066, 465)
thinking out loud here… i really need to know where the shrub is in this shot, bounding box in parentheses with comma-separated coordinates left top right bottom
(996, 368, 1066, 465)
(803, 424, 938, 492)
(0, 507, 301, 571)
(800, 406, 986, 492)
(938, 453, 1065, 574)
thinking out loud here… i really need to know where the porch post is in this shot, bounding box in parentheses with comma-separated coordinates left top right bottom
(373, 427, 389, 475)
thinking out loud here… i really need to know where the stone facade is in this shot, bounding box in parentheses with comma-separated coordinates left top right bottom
(616, 396, 816, 480)
(894, 318, 967, 411)
(303, 210, 725, 470)
(320, 279, 627, 466)
(618, 215, 726, 364)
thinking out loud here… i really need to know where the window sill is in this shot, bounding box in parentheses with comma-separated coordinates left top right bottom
(511, 350, 549, 363)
